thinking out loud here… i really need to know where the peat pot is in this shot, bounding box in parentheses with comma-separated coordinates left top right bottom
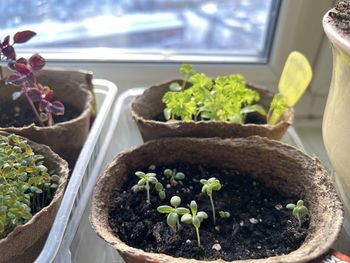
(130, 80, 294, 142)
(0, 131, 69, 263)
(0, 68, 94, 167)
(91, 136, 342, 263)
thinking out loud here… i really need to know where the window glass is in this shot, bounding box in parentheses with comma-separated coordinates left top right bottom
(1, 0, 280, 61)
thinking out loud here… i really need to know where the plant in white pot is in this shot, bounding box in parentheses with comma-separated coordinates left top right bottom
(90, 137, 343, 263)
(0, 31, 93, 167)
(322, 0, 350, 253)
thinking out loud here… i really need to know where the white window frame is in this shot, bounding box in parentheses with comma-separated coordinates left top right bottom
(19, 0, 333, 94)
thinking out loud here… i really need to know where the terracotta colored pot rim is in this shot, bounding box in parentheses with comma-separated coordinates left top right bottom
(323, 7, 350, 54)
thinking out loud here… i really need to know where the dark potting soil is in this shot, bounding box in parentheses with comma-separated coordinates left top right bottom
(108, 163, 309, 261)
(154, 111, 267, 124)
(329, 1, 350, 34)
(0, 101, 80, 127)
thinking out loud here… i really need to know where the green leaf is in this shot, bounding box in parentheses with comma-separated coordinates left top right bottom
(148, 177, 158, 184)
(158, 191, 166, 200)
(175, 207, 190, 215)
(181, 214, 192, 224)
(155, 182, 163, 192)
(137, 178, 146, 186)
(240, 104, 267, 116)
(297, 200, 304, 206)
(170, 196, 181, 207)
(179, 64, 196, 77)
(157, 205, 174, 214)
(135, 171, 145, 178)
(197, 211, 208, 221)
(167, 212, 178, 228)
(163, 108, 172, 121)
(169, 82, 182, 92)
(175, 172, 185, 180)
(190, 201, 197, 215)
(286, 204, 295, 210)
(164, 169, 173, 177)
(192, 215, 201, 228)
(267, 93, 288, 125)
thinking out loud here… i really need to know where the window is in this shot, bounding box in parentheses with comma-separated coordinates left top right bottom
(2, 0, 279, 63)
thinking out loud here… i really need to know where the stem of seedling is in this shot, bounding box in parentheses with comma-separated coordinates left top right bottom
(209, 194, 216, 225)
(146, 181, 150, 204)
(195, 227, 201, 247)
(24, 92, 44, 127)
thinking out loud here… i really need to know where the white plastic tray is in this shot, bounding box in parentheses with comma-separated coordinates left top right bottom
(60, 88, 307, 263)
(34, 79, 118, 263)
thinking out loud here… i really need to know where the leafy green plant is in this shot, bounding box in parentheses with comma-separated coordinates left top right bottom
(200, 177, 221, 225)
(267, 93, 288, 125)
(286, 200, 309, 227)
(162, 64, 267, 123)
(163, 168, 185, 186)
(135, 171, 165, 204)
(219, 211, 230, 218)
(157, 196, 189, 230)
(0, 133, 59, 238)
(181, 200, 208, 247)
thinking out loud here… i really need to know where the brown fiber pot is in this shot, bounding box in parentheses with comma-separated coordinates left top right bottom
(90, 137, 343, 263)
(0, 131, 69, 263)
(0, 68, 94, 168)
(130, 80, 294, 142)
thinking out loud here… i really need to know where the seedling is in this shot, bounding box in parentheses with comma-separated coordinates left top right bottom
(135, 171, 165, 204)
(200, 177, 221, 225)
(162, 65, 267, 122)
(181, 200, 208, 247)
(157, 196, 189, 230)
(286, 200, 309, 227)
(219, 211, 231, 218)
(163, 168, 185, 186)
(0, 133, 59, 238)
(0, 31, 64, 126)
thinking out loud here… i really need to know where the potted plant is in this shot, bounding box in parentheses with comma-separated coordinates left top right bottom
(322, 1, 350, 252)
(0, 131, 69, 263)
(90, 136, 343, 263)
(0, 31, 94, 167)
(130, 64, 295, 142)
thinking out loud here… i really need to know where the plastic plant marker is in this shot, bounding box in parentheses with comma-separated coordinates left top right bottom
(279, 51, 313, 107)
(268, 51, 313, 125)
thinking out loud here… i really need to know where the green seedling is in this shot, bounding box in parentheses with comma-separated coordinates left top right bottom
(162, 65, 267, 123)
(135, 171, 165, 204)
(286, 200, 309, 227)
(0, 134, 59, 238)
(157, 196, 189, 230)
(219, 211, 231, 218)
(181, 200, 208, 247)
(200, 177, 221, 225)
(163, 168, 185, 186)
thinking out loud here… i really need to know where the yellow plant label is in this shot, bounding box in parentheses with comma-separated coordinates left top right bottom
(279, 51, 313, 106)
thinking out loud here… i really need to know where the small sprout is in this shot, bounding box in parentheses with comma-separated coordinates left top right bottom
(200, 177, 221, 225)
(135, 171, 165, 204)
(219, 211, 231, 218)
(157, 196, 189, 230)
(286, 200, 309, 227)
(181, 200, 208, 247)
(163, 168, 185, 186)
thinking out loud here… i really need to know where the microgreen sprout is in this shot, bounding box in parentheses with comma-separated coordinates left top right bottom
(163, 168, 185, 186)
(157, 196, 189, 231)
(219, 211, 231, 218)
(0, 134, 59, 238)
(135, 171, 166, 204)
(286, 200, 309, 227)
(181, 200, 208, 247)
(200, 177, 221, 225)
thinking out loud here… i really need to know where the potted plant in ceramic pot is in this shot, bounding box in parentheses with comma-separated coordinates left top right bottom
(0, 131, 69, 263)
(322, 0, 350, 253)
(0, 31, 94, 168)
(90, 136, 343, 263)
(130, 53, 312, 142)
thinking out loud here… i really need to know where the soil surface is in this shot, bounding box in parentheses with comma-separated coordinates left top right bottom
(154, 111, 266, 124)
(329, 1, 350, 34)
(108, 163, 309, 261)
(0, 100, 80, 127)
